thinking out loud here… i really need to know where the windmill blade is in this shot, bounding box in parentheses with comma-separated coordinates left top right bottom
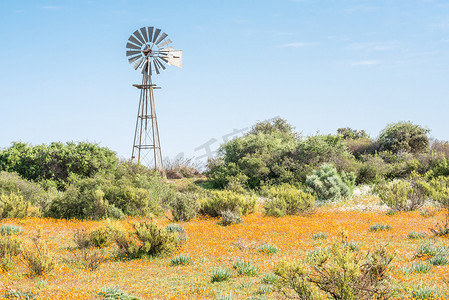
(152, 28, 161, 43)
(148, 61, 152, 76)
(128, 54, 142, 64)
(126, 50, 141, 57)
(128, 35, 143, 46)
(166, 50, 183, 68)
(133, 57, 145, 70)
(155, 32, 168, 45)
(126, 42, 141, 50)
(140, 27, 148, 42)
(158, 46, 174, 54)
(140, 60, 148, 74)
(154, 57, 167, 70)
(133, 30, 146, 44)
(153, 60, 160, 74)
(147, 27, 154, 43)
(159, 55, 169, 63)
(157, 38, 172, 48)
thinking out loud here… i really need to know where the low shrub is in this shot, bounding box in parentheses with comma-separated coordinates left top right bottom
(218, 210, 242, 226)
(98, 287, 140, 300)
(429, 214, 449, 237)
(257, 243, 279, 255)
(3, 289, 36, 300)
(74, 248, 105, 271)
(401, 262, 433, 275)
(232, 259, 258, 276)
(374, 179, 426, 211)
(429, 254, 449, 266)
(0, 234, 22, 271)
(263, 184, 315, 217)
(199, 190, 256, 218)
(305, 164, 354, 202)
(407, 231, 427, 239)
(274, 240, 393, 300)
(262, 273, 279, 285)
(169, 192, 199, 222)
(22, 233, 55, 276)
(257, 284, 273, 295)
(211, 267, 232, 283)
(170, 254, 192, 266)
(165, 223, 185, 233)
(312, 232, 327, 240)
(369, 223, 392, 232)
(0, 225, 22, 235)
(0, 191, 40, 219)
(410, 285, 441, 299)
(164, 157, 200, 179)
(114, 221, 179, 259)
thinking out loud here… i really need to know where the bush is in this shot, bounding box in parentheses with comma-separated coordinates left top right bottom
(369, 223, 392, 232)
(211, 267, 233, 283)
(0, 191, 40, 219)
(423, 176, 449, 209)
(377, 121, 430, 154)
(22, 233, 55, 276)
(263, 184, 315, 217)
(199, 190, 256, 218)
(169, 192, 199, 222)
(114, 221, 179, 259)
(3, 289, 36, 300)
(218, 209, 242, 226)
(305, 164, 354, 202)
(170, 254, 192, 266)
(274, 239, 393, 300)
(257, 243, 279, 255)
(0, 234, 22, 271)
(0, 142, 117, 187)
(374, 179, 426, 211)
(165, 223, 185, 233)
(1, 225, 22, 235)
(0, 171, 53, 212)
(232, 259, 258, 276)
(164, 157, 200, 179)
(98, 287, 140, 300)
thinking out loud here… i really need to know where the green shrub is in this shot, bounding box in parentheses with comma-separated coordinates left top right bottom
(1, 225, 22, 235)
(356, 155, 388, 184)
(0, 234, 22, 271)
(257, 243, 279, 255)
(232, 259, 258, 276)
(305, 164, 354, 202)
(98, 287, 140, 300)
(89, 227, 116, 248)
(429, 255, 449, 266)
(0, 191, 40, 219)
(218, 210, 242, 226)
(170, 192, 199, 222)
(377, 121, 430, 154)
(211, 267, 233, 283)
(170, 254, 192, 266)
(312, 232, 328, 240)
(0, 171, 53, 212)
(410, 285, 440, 299)
(407, 231, 427, 239)
(369, 223, 392, 232)
(262, 273, 279, 285)
(199, 190, 256, 218)
(165, 223, 185, 233)
(22, 233, 55, 276)
(263, 184, 315, 217)
(374, 179, 426, 211)
(401, 262, 433, 274)
(257, 284, 273, 295)
(422, 176, 449, 209)
(114, 221, 179, 259)
(274, 241, 393, 300)
(3, 289, 36, 299)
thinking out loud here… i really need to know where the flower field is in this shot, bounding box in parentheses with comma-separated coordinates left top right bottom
(0, 201, 448, 299)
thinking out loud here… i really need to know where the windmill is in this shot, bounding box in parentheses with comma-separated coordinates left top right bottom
(126, 27, 182, 172)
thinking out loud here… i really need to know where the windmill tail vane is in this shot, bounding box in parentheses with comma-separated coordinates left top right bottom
(126, 26, 182, 172)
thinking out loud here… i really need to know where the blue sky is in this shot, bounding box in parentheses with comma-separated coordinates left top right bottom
(1, 0, 448, 165)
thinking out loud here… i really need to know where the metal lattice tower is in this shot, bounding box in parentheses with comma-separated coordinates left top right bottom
(125, 27, 182, 171)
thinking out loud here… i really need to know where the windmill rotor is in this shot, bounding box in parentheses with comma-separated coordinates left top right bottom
(126, 26, 182, 77)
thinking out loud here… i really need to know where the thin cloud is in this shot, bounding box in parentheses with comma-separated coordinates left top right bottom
(350, 60, 382, 66)
(42, 6, 61, 10)
(278, 42, 312, 48)
(347, 42, 397, 52)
